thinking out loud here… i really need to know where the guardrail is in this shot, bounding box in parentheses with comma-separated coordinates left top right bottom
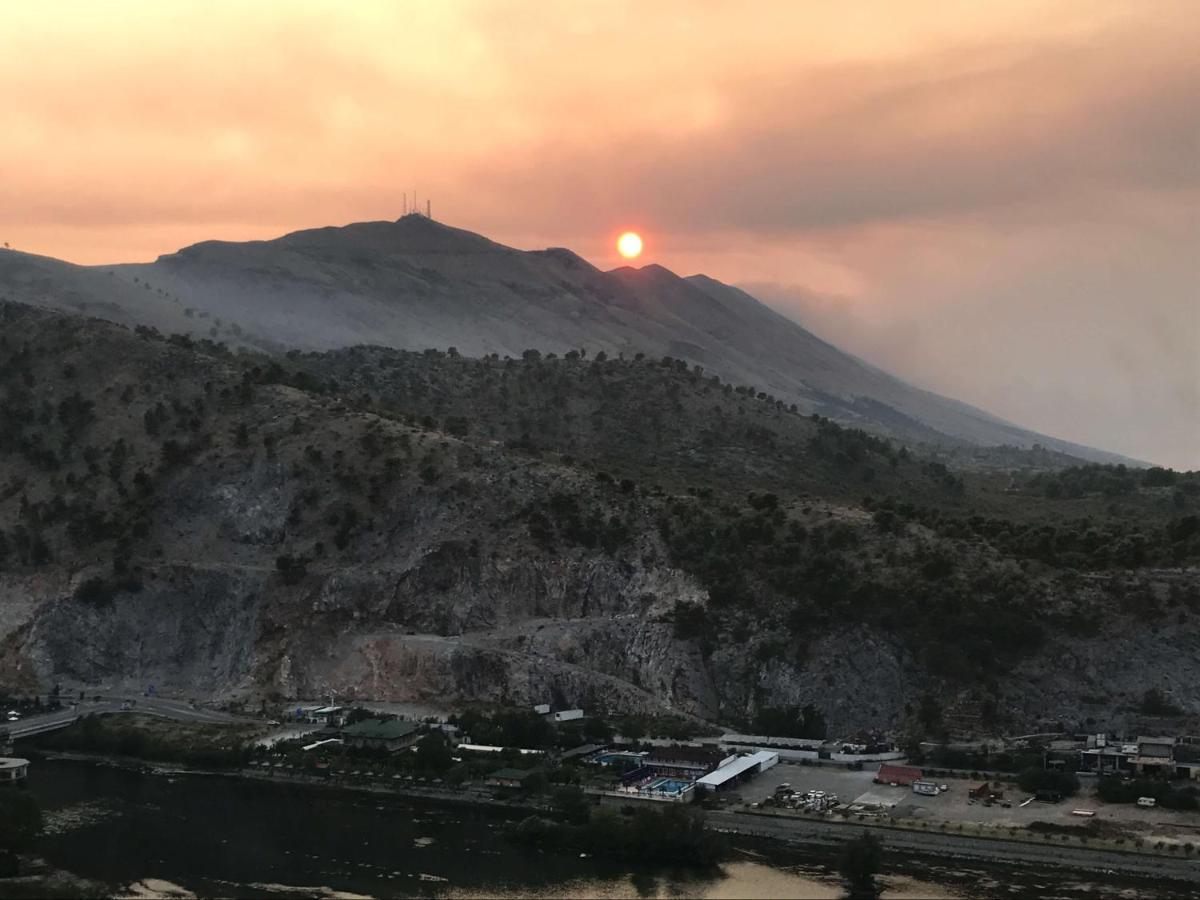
(8, 715, 79, 740)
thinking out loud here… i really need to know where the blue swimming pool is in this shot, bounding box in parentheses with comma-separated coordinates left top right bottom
(649, 778, 691, 794)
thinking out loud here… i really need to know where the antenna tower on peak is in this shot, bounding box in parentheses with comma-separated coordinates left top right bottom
(401, 190, 433, 220)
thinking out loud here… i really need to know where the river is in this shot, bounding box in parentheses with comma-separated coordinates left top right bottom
(18, 760, 1195, 899)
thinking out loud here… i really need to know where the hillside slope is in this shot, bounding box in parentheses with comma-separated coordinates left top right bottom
(0, 303, 1195, 735)
(0, 216, 1132, 463)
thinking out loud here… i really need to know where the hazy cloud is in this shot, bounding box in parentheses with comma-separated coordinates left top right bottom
(0, 0, 1195, 465)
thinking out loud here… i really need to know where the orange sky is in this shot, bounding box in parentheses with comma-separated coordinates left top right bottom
(2, 1, 1197, 466)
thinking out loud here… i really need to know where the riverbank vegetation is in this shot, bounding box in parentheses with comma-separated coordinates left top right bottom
(30, 714, 259, 769)
(838, 830, 883, 900)
(0, 791, 41, 853)
(506, 803, 726, 867)
(1018, 768, 1081, 798)
(0, 789, 42, 878)
(1097, 777, 1199, 810)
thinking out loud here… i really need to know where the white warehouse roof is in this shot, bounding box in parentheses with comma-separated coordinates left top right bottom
(696, 750, 778, 787)
(457, 743, 545, 755)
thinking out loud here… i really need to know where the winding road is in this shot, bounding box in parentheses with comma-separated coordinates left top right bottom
(4, 696, 253, 742)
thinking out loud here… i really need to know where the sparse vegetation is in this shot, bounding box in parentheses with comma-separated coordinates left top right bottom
(1139, 688, 1185, 717)
(0, 300, 1197, 732)
(1018, 767, 1080, 798)
(30, 714, 258, 768)
(0, 790, 41, 851)
(838, 830, 883, 900)
(1096, 776, 1199, 810)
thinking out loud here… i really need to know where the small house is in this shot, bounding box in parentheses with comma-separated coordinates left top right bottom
(309, 706, 346, 727)
(1080, 745, 1133, 775)
(486, 768, 539, 789)
(1133, 736, 1176, 776)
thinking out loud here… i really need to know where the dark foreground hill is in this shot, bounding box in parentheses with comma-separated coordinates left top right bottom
(0, 216, 1133, 464)
(0, 303, 1196, 736)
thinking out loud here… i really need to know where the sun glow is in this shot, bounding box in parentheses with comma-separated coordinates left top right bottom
(617, 231, 643, 259)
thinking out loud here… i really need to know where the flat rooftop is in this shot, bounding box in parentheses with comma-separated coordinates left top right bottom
(340, 719, 419, 740)
(646, 745, 728, 765)
(696, 751, 777, 787)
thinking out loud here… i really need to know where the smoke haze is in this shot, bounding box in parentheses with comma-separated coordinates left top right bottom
(2, 1, 1195, 465)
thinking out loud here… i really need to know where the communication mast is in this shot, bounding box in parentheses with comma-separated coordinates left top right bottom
(401, 190, 434, 220)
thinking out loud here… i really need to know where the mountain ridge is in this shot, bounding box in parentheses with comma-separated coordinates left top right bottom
(0, 217, 1138, 465)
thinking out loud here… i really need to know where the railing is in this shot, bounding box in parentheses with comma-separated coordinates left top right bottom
(8, 715, 79, 740)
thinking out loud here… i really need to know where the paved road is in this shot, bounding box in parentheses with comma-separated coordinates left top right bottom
(5, 697, 254, 741)
(4, 704, 99, 739)
(710, 810, 1200, 884)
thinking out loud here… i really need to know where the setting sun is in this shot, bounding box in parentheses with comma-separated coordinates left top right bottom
(617, 231, 643, 259)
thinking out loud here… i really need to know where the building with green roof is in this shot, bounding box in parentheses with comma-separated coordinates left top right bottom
(340, 718, 421, 752)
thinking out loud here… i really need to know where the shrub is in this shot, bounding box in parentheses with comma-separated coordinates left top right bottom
(1139, 688, 1184, 717)
(275, 555, 308, 585)
(1018, 767, 1079, 797)
(73, 576, 115, 607)
(838, 830, 882, 900)
(0, 790, 41, 850)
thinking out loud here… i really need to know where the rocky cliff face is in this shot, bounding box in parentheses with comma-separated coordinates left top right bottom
(0, 302, 1196, 736)
(0, 303, 719, 718)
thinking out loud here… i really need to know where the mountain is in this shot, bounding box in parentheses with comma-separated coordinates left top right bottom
(0, 215, 1133, 464)
(1, 302, 1197, 734)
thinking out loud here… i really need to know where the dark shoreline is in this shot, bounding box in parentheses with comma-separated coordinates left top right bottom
(23, 751, 1200, 897)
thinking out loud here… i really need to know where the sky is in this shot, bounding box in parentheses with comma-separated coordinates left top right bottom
(2, 1, 1197, 467)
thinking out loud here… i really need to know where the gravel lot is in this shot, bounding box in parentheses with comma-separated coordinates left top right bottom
(740, 762, 879, 805)
(733, 762, 1200, 841)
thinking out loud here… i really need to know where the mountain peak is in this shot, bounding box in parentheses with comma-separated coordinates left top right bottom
(159, 215, 505, 266)
(606, 262, 683, 283)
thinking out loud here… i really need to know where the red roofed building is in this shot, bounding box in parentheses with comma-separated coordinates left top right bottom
(875, 763, 923, 786)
